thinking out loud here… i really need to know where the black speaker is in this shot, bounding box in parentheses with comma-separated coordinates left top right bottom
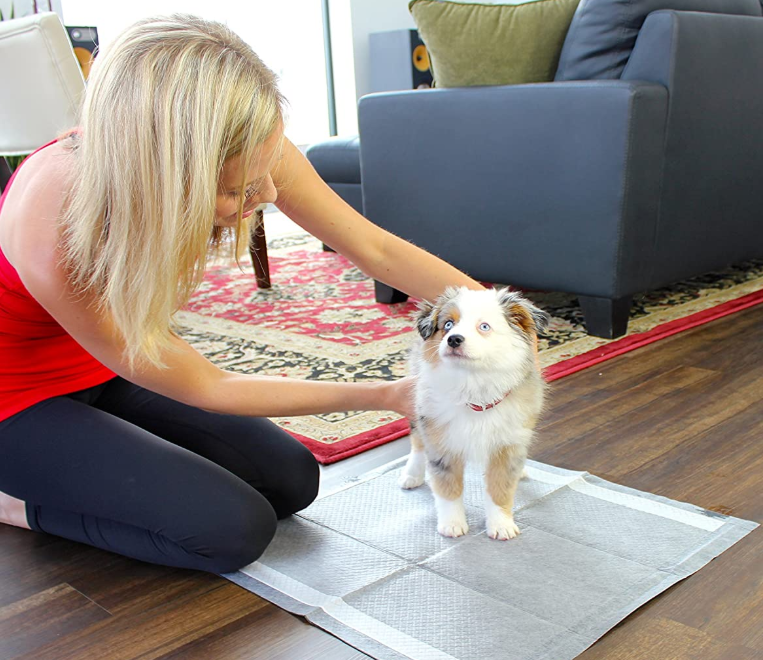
(369, 29, 433, 93)
(66, 25, 99, 79)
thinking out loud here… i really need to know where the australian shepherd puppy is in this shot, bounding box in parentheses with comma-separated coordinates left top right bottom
(399, 286, 549, 540)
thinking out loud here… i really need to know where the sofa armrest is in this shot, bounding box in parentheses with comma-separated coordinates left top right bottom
(358, 81, 667, 298)
(622, 11, 763, 284)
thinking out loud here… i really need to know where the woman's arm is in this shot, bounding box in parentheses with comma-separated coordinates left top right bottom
(272, 138, 485, 301)
(3, 145, 414, 419)
(23, 263, 414, 418)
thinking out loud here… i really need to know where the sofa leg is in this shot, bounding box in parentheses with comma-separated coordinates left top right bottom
(578, 295, 632, 339)
(375, 281, 409, 304)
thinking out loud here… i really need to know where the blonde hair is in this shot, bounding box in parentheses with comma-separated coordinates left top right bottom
(61, 14, 285, 369)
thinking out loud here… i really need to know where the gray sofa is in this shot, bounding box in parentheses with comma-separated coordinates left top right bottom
(308, 0, 763, 337)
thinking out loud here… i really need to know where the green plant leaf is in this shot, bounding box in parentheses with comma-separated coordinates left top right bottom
(4, 155, 24, 172)
(0, 2, 18, 21)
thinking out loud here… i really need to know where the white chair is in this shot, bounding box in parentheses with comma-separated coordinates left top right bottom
(0, 12, 85, 188)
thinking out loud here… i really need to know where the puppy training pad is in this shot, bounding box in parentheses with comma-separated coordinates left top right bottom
(225, 459, 757, 660)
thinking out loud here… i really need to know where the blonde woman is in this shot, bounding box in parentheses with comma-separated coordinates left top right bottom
(0, 15, 482, 574)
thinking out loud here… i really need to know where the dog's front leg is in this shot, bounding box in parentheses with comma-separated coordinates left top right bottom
(398, 430, 426, 490)
(429, 454, 468, 538)
(485, 444, 526, 540)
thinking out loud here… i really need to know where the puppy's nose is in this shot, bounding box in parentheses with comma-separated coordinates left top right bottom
(447, 334, 464, 348)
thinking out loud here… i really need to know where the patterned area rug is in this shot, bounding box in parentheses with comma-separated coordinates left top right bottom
(177, 232, 763, 463)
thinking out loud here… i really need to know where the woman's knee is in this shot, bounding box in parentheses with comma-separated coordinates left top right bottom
(273, 442, 320, 519)
(204, 446, 318, 570)
(199, 490, 278, 574)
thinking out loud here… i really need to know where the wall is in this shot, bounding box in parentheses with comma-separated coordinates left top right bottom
(329, 0, 415, 135)
(326, 0, 356, 138)
(55, 0, 331, 146)
(5, 0, 418, 141)
(348, 0, 415, 101)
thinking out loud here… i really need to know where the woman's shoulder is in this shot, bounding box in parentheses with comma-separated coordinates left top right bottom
(11, 139, 76, 200)
(0, 140, 76, 269)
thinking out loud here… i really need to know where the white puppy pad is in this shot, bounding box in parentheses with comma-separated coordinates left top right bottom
(225, 459, 757, 660)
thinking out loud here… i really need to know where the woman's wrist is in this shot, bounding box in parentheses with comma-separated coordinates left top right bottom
(361, 380, 396, 413)
(367, 378, 414, 418)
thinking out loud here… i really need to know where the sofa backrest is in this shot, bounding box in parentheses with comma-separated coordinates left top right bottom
(622, 10, 763, 286)
(554, 0, 762, 81)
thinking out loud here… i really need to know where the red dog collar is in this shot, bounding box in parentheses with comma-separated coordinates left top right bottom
(467, 392, 510, 412)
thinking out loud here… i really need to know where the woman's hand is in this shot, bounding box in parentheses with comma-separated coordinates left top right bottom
(380, 376, 417, 419)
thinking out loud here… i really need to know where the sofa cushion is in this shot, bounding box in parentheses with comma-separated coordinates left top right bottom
(555, 0, 762, 81)
(409, 0, 580, 88)
(305, 136, 361, 184)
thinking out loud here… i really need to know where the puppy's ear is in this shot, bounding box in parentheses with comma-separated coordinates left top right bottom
(497, 288, 550, 336)
(416, 286, 461, 339)
(415, 300, 438, 340)
(529, 305, 551, 335)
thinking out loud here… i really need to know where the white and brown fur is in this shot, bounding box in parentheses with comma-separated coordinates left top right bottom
(399, 286, 549, 540)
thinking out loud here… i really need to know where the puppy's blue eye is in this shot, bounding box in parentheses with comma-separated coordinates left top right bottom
(479, 323, 491, 332)
(443, 320, 454, 331)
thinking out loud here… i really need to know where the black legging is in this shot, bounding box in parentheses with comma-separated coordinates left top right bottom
(0, 377, 319, 574)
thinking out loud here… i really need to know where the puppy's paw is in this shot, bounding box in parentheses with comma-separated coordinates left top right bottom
(521, 468, 529, 480)
(398, 472, 425, 490)
(437, 519, 469, 538)
(487, 513, 521, 540)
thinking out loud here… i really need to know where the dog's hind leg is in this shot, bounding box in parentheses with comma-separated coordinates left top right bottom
(398, 429, 426, 490)
(485, 444, 527, 540)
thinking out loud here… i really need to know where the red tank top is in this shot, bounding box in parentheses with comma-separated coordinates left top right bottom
(0, 140, 115, 422)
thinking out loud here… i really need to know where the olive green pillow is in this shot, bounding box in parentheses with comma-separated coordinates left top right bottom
(409, 0, 581, 88)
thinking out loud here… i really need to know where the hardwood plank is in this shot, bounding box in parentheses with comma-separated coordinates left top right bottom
(622, 398, 763, 517)
(538, 365, 718, 443)
(579, 615, 762, 660)
(0, 525, 58, 562)
(66, 558, 223, 617)
(646, 529, 763, 652)
(156, 606, 369, 660)
(13, 583, 267, 660)
(534, 363, 762, 479)
(541, 303, 763, 415)
(0, 583, 110, 660)
(541, 353, 688, 416)
(0, 534, 122, 608)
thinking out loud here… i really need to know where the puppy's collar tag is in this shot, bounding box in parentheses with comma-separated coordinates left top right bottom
(467, 392, 510, 412)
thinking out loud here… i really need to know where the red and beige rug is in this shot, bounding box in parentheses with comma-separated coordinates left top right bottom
(177, 231, 763, 464)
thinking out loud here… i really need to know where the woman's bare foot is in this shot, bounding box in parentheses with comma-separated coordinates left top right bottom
(0, 490, 31, 529)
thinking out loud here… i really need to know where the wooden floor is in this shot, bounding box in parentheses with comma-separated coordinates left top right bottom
(1, 305, 762, 660)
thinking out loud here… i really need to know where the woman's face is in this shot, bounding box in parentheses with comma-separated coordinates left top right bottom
(215, 125, 283, 227)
